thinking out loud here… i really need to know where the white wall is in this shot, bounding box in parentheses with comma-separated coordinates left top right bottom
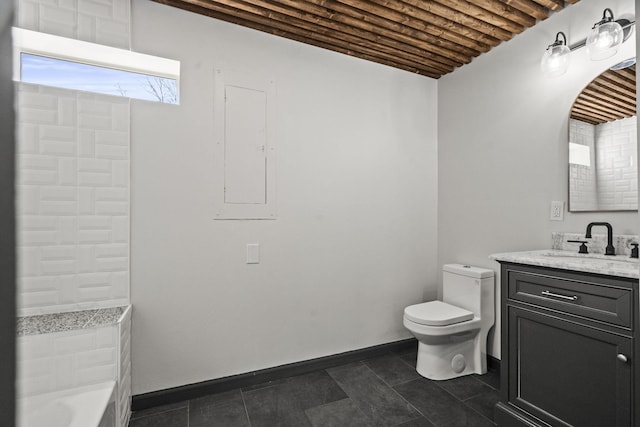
(130, 0, 438, 394)
(438, 0, 638, 359)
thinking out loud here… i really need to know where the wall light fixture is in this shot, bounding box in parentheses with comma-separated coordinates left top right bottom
(587, 8, 625, 60)
(541, 32, 570, 78)
(541, 9, 635, 78)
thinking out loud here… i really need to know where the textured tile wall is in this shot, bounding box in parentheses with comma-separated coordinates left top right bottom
(569, 119, 597, 210)
(16, 0, 130, 49)
(570, 117, 637, 211)
(17, 325, 118, 398)
(17, 83, 130, 316)
(595, 116, 638, 210)
(117, 306, 132, 427)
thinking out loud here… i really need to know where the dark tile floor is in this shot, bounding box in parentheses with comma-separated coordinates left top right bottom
(129, 345, 500, 427)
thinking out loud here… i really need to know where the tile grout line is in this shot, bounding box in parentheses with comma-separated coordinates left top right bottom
(239, 388, 253, 427)
(376, 350, 497, 426)
(129, 406, 187, 423)
(326, 361, 405, 426)
(359, 359, 439, 427)
(432, 376, 498, 426)
(433, 375, 489, 402)
(462, 400, 497, 426)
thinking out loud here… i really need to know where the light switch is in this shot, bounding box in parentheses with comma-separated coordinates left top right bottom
(246, 243, 260, 264)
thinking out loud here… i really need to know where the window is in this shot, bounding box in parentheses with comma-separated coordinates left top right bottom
(13, 28, 180, 104)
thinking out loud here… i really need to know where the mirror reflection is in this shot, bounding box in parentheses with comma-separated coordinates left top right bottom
(569, 60, 637, 212)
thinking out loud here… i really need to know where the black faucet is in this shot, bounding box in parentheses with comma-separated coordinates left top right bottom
(585, 222, 615, 255)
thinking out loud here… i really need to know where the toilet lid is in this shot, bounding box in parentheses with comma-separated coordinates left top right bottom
(404, 301, 474, 326)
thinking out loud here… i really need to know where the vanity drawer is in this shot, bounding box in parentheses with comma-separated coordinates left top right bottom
(507, 269, 632, 328)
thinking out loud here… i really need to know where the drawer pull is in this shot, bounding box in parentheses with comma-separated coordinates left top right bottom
(541, 290, 578, 301)
(617, 354, 628, 363)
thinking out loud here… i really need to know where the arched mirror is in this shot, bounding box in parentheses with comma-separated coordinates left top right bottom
(569, 60, 637, 212)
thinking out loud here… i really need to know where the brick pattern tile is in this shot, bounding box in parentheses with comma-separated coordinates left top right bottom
(17, 326, 118, 398)
(17, 84, 130, 315)
(17, 0, 130, 49)
(570, 117, 638, 211)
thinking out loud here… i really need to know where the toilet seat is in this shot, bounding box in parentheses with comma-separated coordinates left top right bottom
(404, 301, 474, 326)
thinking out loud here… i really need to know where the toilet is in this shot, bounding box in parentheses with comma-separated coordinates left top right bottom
(403, 264, 495, 380)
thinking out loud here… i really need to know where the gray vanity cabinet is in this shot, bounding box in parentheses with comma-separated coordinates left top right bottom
(495, 263, 638, 427)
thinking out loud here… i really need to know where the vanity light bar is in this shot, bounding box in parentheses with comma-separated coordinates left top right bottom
(568, 20, 636, 52)
(541, 9, 635, 78)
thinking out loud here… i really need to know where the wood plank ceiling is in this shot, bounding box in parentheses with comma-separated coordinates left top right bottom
(571, 65, 636, 125)
(153, 0, 580, 79)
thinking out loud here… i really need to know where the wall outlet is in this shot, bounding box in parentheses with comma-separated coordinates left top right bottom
(550, 201, 564, 221)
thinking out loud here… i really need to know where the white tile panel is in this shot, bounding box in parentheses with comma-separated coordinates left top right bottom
(17, 0, 130, 49)
(111, 160, 128, 188)
(95, 143, 128, 159)
(58, 158, 77, 185)
(17, 82, 130, 315)
(54, 330, 96, 354)
(111, 217, 128, 243)
(18, 124, 39, 154)
(17, 325, 121, 398)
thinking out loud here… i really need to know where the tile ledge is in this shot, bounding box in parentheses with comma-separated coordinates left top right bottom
(17, 305, 130, 336)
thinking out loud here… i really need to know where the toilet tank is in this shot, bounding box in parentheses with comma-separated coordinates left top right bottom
(442, 264, 494, 316)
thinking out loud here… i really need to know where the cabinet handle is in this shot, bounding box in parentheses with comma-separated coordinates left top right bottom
(617, 354, 628, 363)
(540, 290, 578, 301)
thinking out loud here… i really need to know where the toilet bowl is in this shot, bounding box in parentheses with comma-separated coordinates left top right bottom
(403, 264, 494, 380)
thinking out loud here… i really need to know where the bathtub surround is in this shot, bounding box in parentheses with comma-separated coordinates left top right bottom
(17, 305, 132, 426)
(18, 380, 117, 427)
(16, 84, 130, 315)
(14, 0, 131, 314)
(1, 0, 16, 424)
(17, 306, 125, 336)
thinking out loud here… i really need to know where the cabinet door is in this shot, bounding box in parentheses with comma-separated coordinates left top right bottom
(507, 306, 632, 427)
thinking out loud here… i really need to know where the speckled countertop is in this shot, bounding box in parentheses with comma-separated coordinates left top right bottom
(490, 250, 639, 279)
(17, 306, 128, 336)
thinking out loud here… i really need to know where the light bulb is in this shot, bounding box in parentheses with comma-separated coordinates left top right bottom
(541, 43, 570, 78)
(587, 13, 624, 60)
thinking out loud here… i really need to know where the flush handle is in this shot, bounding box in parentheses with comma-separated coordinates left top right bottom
(617, 354, 629, 363)
(541, 291, 578, 301)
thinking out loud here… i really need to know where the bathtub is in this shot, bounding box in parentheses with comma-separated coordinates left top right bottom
(18, 381, 116, 427)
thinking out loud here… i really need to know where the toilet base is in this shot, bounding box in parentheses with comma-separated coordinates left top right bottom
(415, 334, 486, 380)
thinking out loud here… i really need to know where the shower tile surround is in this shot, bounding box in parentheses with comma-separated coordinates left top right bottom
(16, 0, 130, 49)
(15, 1, 133, 425)
(16, 83, 130, 316)
(18, 306, 132, 426)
